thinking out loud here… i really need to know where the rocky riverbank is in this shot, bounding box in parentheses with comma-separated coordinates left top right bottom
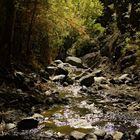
(0, 56, 140, 139)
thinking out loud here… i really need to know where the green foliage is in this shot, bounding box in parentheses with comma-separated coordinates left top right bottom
(32, 0, 104, 62)
(87, 23, 105, 36)
(37, 0, 103, 48)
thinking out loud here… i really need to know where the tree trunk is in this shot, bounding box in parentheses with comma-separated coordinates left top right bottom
(0, 0, 16, 70)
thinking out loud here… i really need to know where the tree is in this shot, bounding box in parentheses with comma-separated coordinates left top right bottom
(0, 0, 16, 70)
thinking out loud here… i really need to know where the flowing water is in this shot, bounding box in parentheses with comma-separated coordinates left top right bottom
(40, 84, 140, 135)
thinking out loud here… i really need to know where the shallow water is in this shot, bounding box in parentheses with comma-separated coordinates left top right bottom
(41, 84, 140, 135)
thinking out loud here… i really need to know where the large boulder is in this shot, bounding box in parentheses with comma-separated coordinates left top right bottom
(66, 56, 83, 68)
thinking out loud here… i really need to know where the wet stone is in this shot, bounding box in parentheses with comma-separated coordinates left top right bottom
(85, 133, 97, 140)
(5, 123, 16, 131)
(104, 134, 113, 140)
(54, 60, 63, 65)
(32, 113, 44, 120)
(94, 77, 106, 83)
(45, 66, 57, 75)
(17, 118, 39, 132)
(63, 82, 69, 87)
(92, 69, 102, 77)
(70, 131, 86, 140)
(94, 129, 106, 138)
(112, 131, 123, 140)
(52, 75, 66, 82)
(135, 128, 140, 135)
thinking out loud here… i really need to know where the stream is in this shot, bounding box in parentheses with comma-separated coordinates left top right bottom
(40, 83, 140, 136)
(1, 58, 140, 139)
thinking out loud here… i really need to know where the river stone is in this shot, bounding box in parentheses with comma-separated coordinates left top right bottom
(5, 123, 16, 130)
(92, 69, 102, 77)
(135, 130, 140, 140)
(45, 66, 57, 75)
(79, 74, 94, 87)
(118, 74, 129, 81)
(135, 129, 140, 135)
(112, 131, 123, 140)
(94, 77, 106, 83)
(54, 60, 63, 64)
(85, 133, 97, 140)
(55, 66, 68, 76)
(104, 134, 113, 140)
(52, 75, 66, 82)
(40, 69, 49, 80)
(32, 113, 44, 120)
(17, 118, 39, 132)
(70, 131, 86, 140)
(75, 71, 89, 80)
(94, 129, 106, 138)
(66, 56, 83, 68)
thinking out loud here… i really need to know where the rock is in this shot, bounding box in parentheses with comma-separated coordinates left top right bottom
(45, 66, 57, 75)
(70, 131, 86, 140)
(17, 119, 39, 131)
(55, 65, 68, 76)
(118, 74, 129, 81)
(112, 131, 123, 140)
(94, 129, 106, 138)
(44, 91, 52, 96)
(98, 84, 110, 90)
(66, 56, 83, 68)
(135, 131, 140, 140)
(94, 77, 106, 83)
(52, 75, 66, 82)
(92, 69, 102, 77)
(75, 71, 89, 80)
(40, 69, 49, 80)
(63, 82, 69, 87)
(104, 134, 113, 140)
(80, 86, 88, 92)
(79, 74, 94, 87)
(5, 123, 16, 131)
(32, 113, 44, 120)
(54, 60, 63, 64)
(85, 133, 97, 140)
(65, 76, 74, 85)
(135, 128, 140, 135)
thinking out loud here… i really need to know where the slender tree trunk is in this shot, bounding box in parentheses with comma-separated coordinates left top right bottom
(0, 0, 16, 70)
(26, 0, 38, 59)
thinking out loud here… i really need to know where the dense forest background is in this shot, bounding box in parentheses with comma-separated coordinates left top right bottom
(0, 0, 140, 72)
(0, 1, 140, 139)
